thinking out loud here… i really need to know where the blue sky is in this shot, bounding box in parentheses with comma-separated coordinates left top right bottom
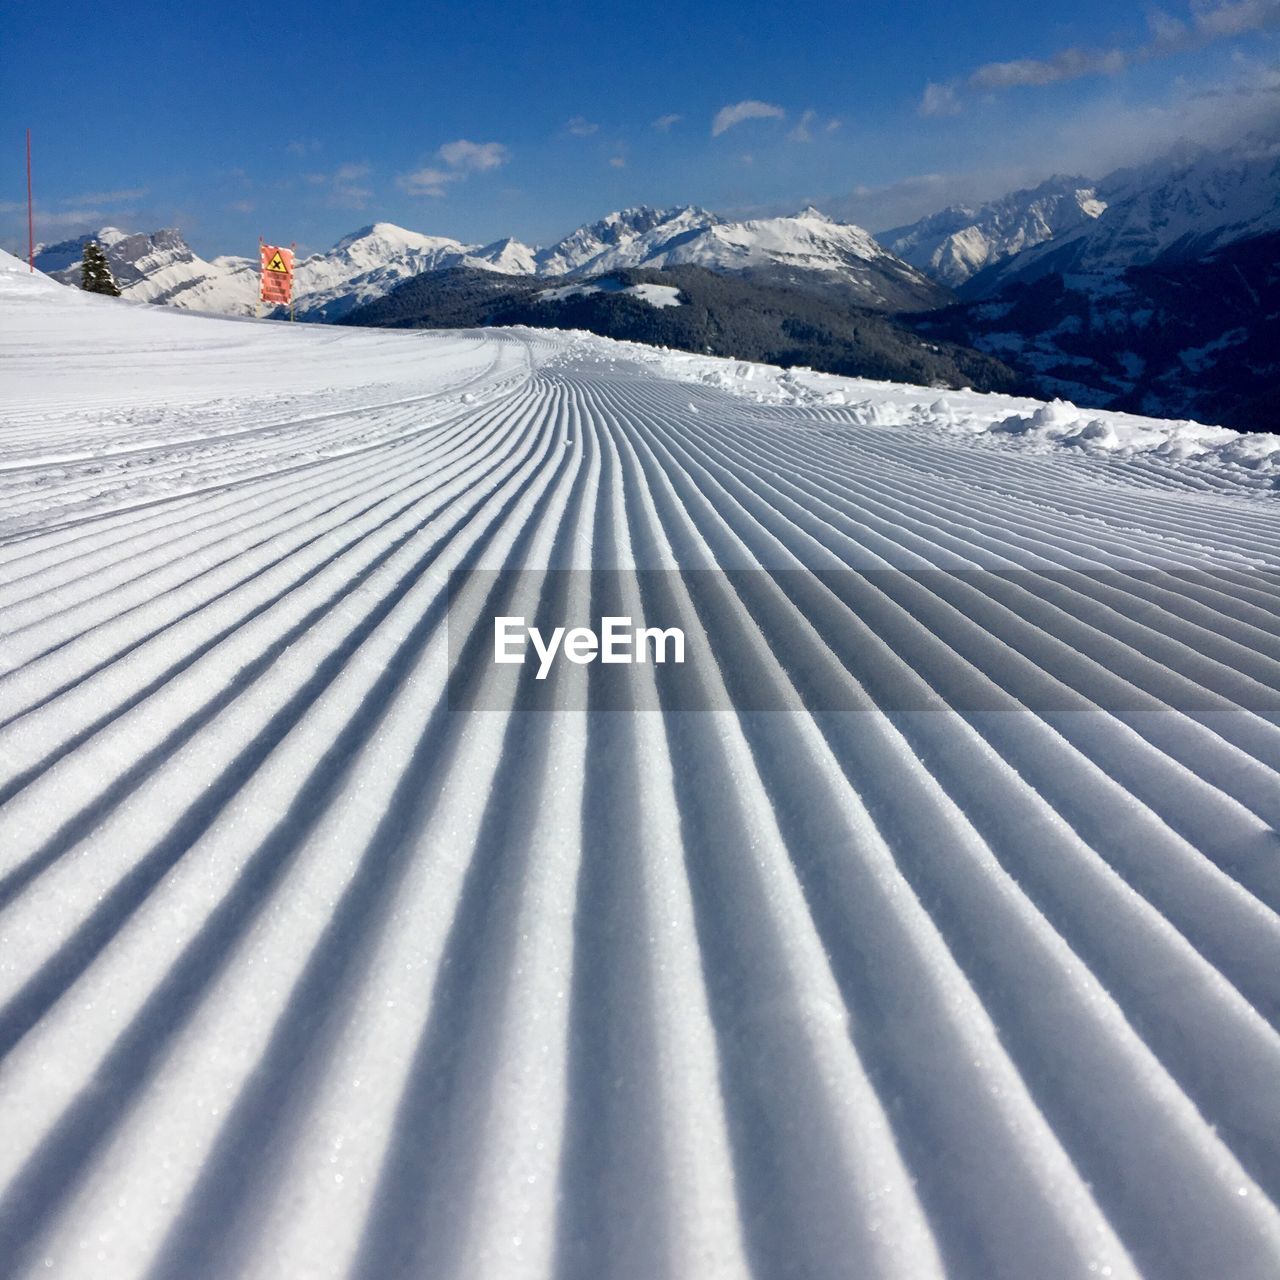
(3, 0, 1279, 256)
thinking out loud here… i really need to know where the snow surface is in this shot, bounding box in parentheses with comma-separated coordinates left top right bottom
(2, 247, 1280, 1280)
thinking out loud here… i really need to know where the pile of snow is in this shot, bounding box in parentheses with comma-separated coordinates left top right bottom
(537, 278, 683, 308)
(0, 247, 69, 297)
(583, 334, 1280, 480)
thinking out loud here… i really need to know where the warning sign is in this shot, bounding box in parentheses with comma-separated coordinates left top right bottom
(259, 243, 294, 306)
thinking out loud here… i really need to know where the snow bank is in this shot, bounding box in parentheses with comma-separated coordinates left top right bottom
(537, 279, 684, 307)
(559, 331, 1280, 482)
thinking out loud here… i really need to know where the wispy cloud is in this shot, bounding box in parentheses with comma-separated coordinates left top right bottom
(396, 139, 511, 197)
(828, 172, 956, 229)
(969, 47, 1126, 91)
(19, 208, 120, 231)
(59, 187, 149, 206)
(711, 99, 785, 136)
(919, 82, 961, 117)
(565, 116, 599, 137)
(394, 166, 453, 197)
(1182, 0, 1280, 40)
(921, 0, 1280, 113)
(652, 113, 682, 131)
(609, 154, 626, 168)
(286, 139, 322, 157)
(304, 162, 372, 209)
(787, 109, 841, 142)
(789, 109, 818, 142)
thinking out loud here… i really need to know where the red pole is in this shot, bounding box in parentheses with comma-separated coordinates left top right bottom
(26, 128, 34, 272)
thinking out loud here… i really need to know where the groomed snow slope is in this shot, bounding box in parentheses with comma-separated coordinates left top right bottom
(2, 252, 1280, 1280)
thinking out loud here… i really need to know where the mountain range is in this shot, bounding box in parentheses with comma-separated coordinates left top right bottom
(34, 204, 947, 321)
(26, 135, 1280, 431)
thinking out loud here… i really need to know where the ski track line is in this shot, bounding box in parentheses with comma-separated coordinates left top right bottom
(0, 322, 1279, 1280)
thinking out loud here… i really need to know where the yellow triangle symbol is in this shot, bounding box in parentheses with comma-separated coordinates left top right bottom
(266, 251, 288, 272)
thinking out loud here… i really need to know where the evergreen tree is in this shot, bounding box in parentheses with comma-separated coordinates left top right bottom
(80, 241, 121, 296)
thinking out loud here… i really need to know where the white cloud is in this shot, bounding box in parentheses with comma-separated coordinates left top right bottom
(711, 99, 785, 136)
(395, 139, 511, 198)
(652, 113, 682, 131)
(437, 139, 510, 171)
(565, 116, 598, 136)
(286, 139, 322, 157)
(609, 154, 626, 169)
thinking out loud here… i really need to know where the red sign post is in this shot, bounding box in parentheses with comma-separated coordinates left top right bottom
(259, 242, 295, 310)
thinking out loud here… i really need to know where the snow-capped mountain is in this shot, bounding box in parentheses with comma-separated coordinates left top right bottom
(289, 223, 537, 320)
(902, 136, 1280, 429)
(534, 206, 721, 275)
(477, 236, 539, 274)
(35, 223, 540, 321)
(964, 138, 1280, 294)
(537, 205, 951, 309)
(882, 177, 1106, 287)
(34, 227, 256, 313)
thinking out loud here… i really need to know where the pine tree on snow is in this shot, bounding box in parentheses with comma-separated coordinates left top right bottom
(81, 241, 121, 296)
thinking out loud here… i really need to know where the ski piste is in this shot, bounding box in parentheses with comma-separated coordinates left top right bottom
(1, 252, 1279, 1279)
